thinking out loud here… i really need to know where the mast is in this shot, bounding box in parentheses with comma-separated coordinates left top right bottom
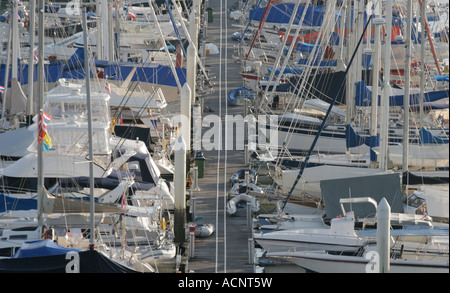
(101, 0, 109, 61)
(379, 0, 393, 171)
(114, 0, 120, 61)
(402, 0, 412, 174)
(264, 0, 312, 111)
(418, 0, 442, 76)
(96, 0, 103, 59)
(419, 0, 426, 129)
(281, 14, 373, 211)
(82, 3, 96, 251)
(345, 0, 353, 125)
(246, 0, 273, 60)
(261, 0, 301, 110)
(370, 3, 382, 168)
(27, 0, 36, 124)
(10, 0, 19, 86)
(37, 0, 45, 229)
(1, 12, 11, 122)
(370, 2, 385, 168)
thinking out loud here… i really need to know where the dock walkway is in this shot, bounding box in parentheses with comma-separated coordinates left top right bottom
(186, 1, 254, 273)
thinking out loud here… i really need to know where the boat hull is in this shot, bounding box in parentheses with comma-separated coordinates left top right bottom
(268, 251, 449, 273)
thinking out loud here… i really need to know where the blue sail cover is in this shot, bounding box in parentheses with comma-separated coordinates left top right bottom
(267, 67, 303, 75)
(419, 127, 449, 144)
(0, 193, 37, 213)
(354, 80, 449, 107)
(0, 49, 186, 89)
(345, 124, 379, 161)
(248, 3, 403, 28)
(435, 75, 449, 82)
(13, 240, 81, 258)
(249, 4, 327, 26)
(345, 124, 371, 148)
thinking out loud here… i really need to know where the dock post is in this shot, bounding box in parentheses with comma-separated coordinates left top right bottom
(244, 144, 249, 166)
(244, 98, 249, 116)
(190, 191, 196, 221)
(189, 225, 195, 258)
(377, 197, 391, 273)
(248, 238, 254, 265)
(192, 166, 200, 191)
(174, 136, 187, 244)
(180, 84, 191, 152)
(247, 202, 252, 228)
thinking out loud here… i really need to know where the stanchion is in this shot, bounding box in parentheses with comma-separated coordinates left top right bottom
(248, 238, 254, 265)
(189, 225, 196, 258)
(247, 202, 252, 228)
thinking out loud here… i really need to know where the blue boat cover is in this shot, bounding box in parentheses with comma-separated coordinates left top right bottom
(268, 67, 303, 75)
(13, 239, 81, 258)
(345, 124, 370, 148)
(435, 75, 449, 82)
(354, 80, 449, 107)
(419, 127, 449, 144)
(1, 249, 139, 273)
(249, 4, 326, 26)
(227, 88, 255, 105)
(0, 49, 186, 89)
(0, 193, 37, 213)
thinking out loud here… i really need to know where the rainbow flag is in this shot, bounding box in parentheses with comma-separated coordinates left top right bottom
(38, 112, 52, 151)
(42, 133, 52, 151)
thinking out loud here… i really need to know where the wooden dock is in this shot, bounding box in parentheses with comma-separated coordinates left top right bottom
(186, 1, 255, 273)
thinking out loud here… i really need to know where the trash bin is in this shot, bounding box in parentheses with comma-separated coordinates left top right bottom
(194, 152, 206, 178)
(206, 7, 213, 23)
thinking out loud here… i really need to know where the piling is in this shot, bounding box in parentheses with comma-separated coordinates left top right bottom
(174, 136, 187, 244)
(377, 197, 391, 273)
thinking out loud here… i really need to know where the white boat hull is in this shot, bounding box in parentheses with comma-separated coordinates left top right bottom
(268, 250, 449, 273)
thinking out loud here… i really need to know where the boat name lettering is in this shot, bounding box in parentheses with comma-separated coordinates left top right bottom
(65, 251, 80, 273)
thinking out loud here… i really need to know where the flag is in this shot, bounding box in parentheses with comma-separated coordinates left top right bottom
(121, 193, 126, 210)
(38, 112, 52, 151)
(0, 85, 4, 93)
(33, 52, 39, 64)
(128, 11, 136, 20)
(43, 133, 52, 151)
(105, 80, 111, 94)
(42, 111, 52, 124)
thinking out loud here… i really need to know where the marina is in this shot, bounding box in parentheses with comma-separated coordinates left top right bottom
(0, 0, 448, 276)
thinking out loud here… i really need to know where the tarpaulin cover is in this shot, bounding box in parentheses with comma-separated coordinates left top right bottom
(0, 244, 139, 273)
(0, 49, 186, 89)
(354, 80, 449, 107)
(321, 173, 404, 220)
(13, 240, 81, 258)
(0, 193, 37, 213)
(249, 4, 326, 26)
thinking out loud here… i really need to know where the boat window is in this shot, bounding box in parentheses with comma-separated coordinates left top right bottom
(408, 195, 425, 208)
(123, 161, 142, 182)
(9, 235, 28, 240)
(278, 119, 319, 130)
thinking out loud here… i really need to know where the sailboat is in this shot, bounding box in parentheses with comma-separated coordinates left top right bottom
(0, 5, 172, 272)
